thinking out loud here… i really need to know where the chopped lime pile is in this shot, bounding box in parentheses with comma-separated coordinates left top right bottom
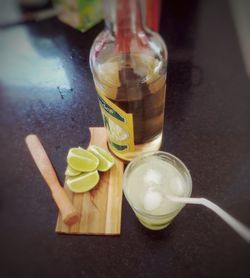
(65, 146, 115, 193)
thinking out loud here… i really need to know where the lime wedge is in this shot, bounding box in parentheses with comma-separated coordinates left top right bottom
(88, 145, 115, 172)
(67, 148, 99, 172)
(66, 170, 100, 193)
(65, 165, 81, 177)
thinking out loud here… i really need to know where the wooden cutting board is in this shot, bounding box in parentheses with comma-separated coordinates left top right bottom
(55, 127, 124, 235)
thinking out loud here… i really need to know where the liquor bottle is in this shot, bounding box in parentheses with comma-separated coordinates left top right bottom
(90, 0, 167, 161)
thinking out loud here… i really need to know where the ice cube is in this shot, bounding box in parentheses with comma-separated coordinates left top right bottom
(143, 168, 161, 185)
(169, 176, 185, 196)
(143, 188, 163, 211)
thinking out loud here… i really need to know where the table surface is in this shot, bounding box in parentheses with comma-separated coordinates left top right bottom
(1, 0, 250, 277)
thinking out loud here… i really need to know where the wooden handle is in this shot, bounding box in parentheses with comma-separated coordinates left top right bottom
(25, 134, 80, 225)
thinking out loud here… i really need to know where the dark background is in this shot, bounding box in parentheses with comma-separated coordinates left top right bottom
(0, 0, 250, 277)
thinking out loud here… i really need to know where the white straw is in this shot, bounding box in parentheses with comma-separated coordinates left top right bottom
(166, 195, 250, 243)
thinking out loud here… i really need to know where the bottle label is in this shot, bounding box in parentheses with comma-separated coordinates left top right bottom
(97, 92, 135, 154)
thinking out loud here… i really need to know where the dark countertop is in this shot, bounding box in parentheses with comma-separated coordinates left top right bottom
(0, 0, 250, 277)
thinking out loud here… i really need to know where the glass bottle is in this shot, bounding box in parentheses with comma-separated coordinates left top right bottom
(90, 0, 167, 161)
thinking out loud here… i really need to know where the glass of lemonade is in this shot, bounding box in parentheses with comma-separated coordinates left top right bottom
(123, 151, 192, 230)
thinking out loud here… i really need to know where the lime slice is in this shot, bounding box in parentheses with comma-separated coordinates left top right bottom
(88, 145, 115, 172)
(66, 170, 99, 193)
(67, 147, 99, 172)
(65, 165, 81, 177)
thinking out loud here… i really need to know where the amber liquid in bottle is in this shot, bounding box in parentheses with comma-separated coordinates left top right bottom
(90, 0, 167, 161)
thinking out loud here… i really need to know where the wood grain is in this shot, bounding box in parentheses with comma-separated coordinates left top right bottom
(55, 127, 124, 235)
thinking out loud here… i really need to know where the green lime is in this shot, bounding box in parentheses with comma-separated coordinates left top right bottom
(65, 165, 81, 177)
(66, 170, 100, 193)
(88, 145, 115, 172)
(67, 147, 99, 172)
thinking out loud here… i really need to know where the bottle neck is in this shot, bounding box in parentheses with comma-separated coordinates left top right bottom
(104, 0, 145, 51)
